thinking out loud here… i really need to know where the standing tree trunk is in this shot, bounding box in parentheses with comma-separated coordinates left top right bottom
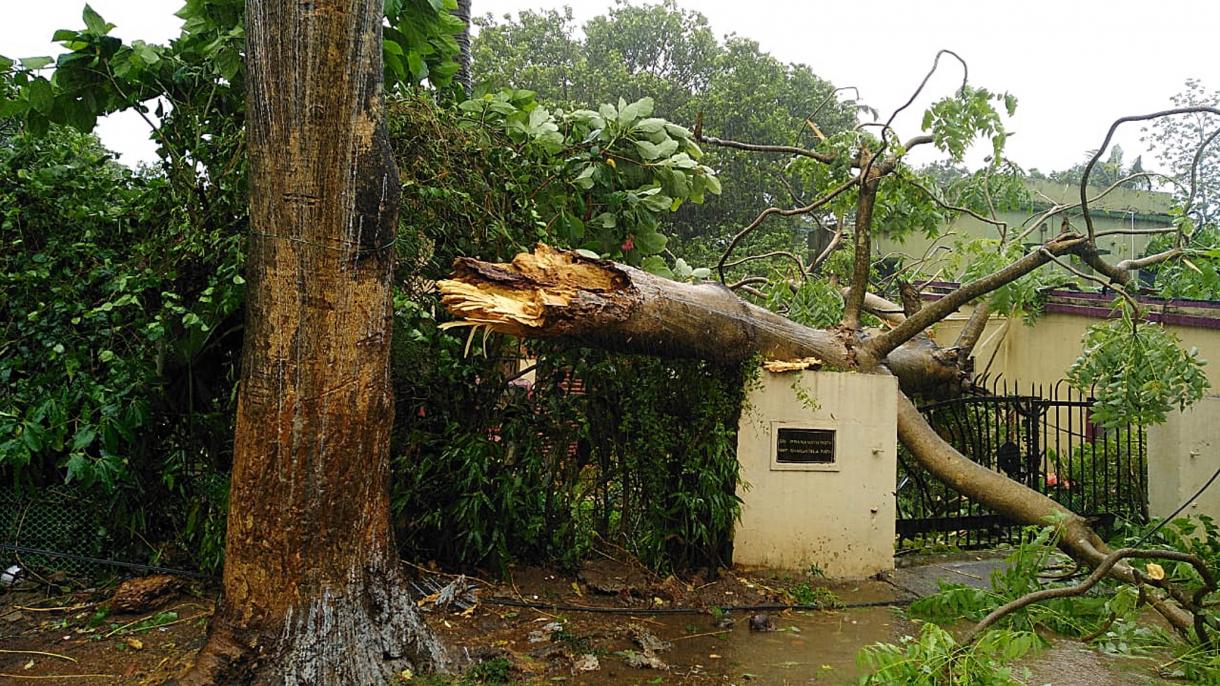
(174, 1, 445, 683)
(453, 0, 473, 94)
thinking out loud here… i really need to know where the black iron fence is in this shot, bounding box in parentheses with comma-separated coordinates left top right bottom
(897, 376, 1148, 549)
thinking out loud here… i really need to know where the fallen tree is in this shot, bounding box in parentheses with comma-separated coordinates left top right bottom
(438, 57, 1220, 640)
(439, 242, 1212, 638)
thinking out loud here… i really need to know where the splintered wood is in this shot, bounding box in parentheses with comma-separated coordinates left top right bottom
(761, 357, 824, 373)
(437, 243, 632, 336)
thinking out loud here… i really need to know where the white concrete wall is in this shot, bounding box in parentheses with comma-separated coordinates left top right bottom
(734, 370, 897, 578)
(1147, 395, 1220, 521)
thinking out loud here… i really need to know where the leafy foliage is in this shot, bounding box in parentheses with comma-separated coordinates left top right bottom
(1068, 304, 1209, 428)
(856, 623, 1040, 686)
(0, 119, 239, 573)
(455, 89, 720, 271)
(388, 95, 745, 572)
(921, 86, 1016, 163)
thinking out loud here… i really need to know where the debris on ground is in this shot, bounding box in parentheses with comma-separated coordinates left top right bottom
(571, 653, 600, 673)
(412, 574, 479, 612)
(748, 613, 776, 632)
(109, 575, 183, 614)
(577, 558, 653, 596)
(622, 622, 671, 670)
(527, 621, 564, 643)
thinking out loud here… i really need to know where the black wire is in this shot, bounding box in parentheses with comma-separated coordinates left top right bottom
(0, 544, 209, 580)
(1133, 464, 1220, 549)
(484, 596, 912, 614)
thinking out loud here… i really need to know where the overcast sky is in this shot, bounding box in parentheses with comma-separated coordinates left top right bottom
(4, 0, 1218, 173)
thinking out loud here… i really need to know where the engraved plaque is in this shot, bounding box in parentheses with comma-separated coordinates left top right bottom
(775, 428, 835, 464)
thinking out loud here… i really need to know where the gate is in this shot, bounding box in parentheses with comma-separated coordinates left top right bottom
(896, 377, 1148, 549)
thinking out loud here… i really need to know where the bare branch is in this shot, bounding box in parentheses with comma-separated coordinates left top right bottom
(1078, 243, 1136, 286)
(843, 168, 880, 329)
(1039, 247, 1141, 319)
(1179, 126, 1220, 246)
(1014, 173, 1175, 244)
(722, 250, 808, 278)
(963, 547, 1216, 645)
(901, 171, 1008, 231)
(1081, 106, 1220, 241)
(841, 288, 906, 325)
(954, 301, 992, 355)
(808, 222, 845, 274)
(1093, 226, 1178, 238)
(727, 276, 770, 291)
(716, 175, 860, 282)
(697, 134, 836, 164)
(1115, 247, 1182, 272)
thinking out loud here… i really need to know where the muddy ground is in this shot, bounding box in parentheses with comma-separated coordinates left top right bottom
(0, 557, 1177, 685)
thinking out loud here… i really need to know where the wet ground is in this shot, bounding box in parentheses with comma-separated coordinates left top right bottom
(0, 555, 1180, 684)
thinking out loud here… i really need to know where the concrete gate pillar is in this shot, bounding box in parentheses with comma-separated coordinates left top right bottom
(733, 370, 897, 579)
(1147, 395, 1220, 521)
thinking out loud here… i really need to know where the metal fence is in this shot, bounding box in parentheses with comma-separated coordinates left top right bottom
(897, 376, 1148, 549)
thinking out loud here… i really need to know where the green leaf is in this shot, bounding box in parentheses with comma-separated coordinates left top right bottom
(633, 230, 668, 255)
(384, 39, 404, 56)
(634, 138, 678, 161)
(573, 165, 596, 190)
(633, 117, 666, 134)
(81, 4, 113, 35)
(19, 56, 53, 70)
(72, 428, 96, 451)
(641, 255, 673, 277)
(25, 78, 53, 115)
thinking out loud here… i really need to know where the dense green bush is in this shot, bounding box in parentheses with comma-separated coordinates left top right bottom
(0, 124, 241, 572)
(0, 89, 747, 577)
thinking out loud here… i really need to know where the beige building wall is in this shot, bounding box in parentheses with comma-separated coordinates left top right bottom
(930, 308, 1220, 390)
(1146, 396, 1220, 521)
(734, 370, 897, 578)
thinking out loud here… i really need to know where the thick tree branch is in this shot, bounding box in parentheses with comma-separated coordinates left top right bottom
(843, 167, 880, 330)
(439, 245, 964, 392)
(896, 393, 1201, 637)
(1078, 243, 1135, 286)
(954, 301, 992, 357)
(842, 288, 906, 325)
(439, 245, 1212, 638)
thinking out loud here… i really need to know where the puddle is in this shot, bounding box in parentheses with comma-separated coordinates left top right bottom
(573, 605, 913, 685)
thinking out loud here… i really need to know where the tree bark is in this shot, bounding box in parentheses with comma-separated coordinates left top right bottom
(438, 244, 965, 393)
(174, 1, 445, 683)
(453, 0, 473, 94)
(439, 244, 1200, 636)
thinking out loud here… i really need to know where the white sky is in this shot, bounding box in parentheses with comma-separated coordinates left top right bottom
(3, 0, 1218, 173)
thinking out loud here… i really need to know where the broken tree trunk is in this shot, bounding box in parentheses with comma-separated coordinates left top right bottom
(438, 244, 1200, 636)
(174, 1, 445, 683)
(439, 244, 964, 394)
